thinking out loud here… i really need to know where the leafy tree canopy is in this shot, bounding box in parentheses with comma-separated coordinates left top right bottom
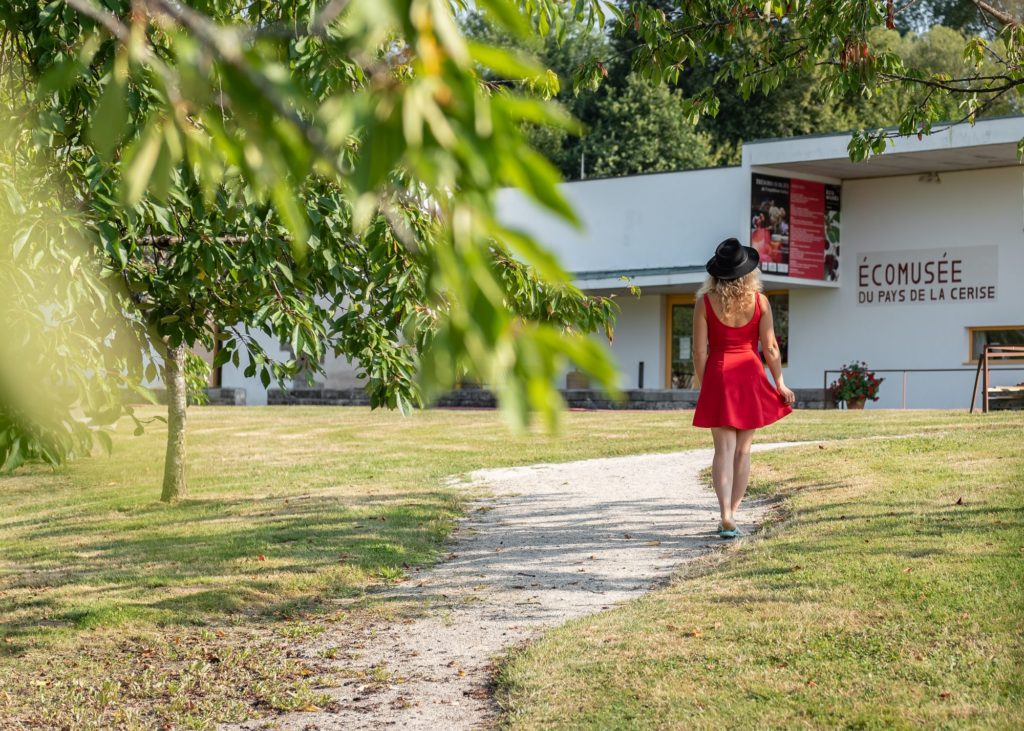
(591, 1, 1024, 160)
(0, 0, 623, 495)
(582, 73, 716, 177)
(467, 3, 1022, 179)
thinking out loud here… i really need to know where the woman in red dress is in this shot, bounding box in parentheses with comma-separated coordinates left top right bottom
(692, 238, 795, 539)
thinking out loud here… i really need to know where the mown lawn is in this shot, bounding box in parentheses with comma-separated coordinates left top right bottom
(0, 406, 1017, 728)
(496, 416, 1024, 730)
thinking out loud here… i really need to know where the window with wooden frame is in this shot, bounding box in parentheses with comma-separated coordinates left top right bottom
(967, 326, 1024, 364)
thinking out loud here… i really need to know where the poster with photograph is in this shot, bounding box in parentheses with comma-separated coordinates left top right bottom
(750, 174, 840, 281)
(824, 184, 840, 281)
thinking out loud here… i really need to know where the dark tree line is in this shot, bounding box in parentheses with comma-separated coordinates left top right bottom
(465, 1, 1022, 180)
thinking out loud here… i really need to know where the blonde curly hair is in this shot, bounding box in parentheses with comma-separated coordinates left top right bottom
(696, 269, 763, 321)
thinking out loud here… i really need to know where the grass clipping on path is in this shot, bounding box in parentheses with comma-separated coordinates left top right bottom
(496, 423, 1024, 729)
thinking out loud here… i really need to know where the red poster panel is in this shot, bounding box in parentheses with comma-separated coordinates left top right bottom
(789, 178, 825, 279)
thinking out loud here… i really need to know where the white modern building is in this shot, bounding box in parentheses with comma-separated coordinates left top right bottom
(493, 116, 1024, 409)
(218, 116, 1024, 408)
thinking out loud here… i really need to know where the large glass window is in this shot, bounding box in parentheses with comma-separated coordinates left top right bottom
(969, 326, 1024, 362)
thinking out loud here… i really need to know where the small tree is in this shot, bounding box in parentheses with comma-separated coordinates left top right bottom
(2, 0, 623, 499)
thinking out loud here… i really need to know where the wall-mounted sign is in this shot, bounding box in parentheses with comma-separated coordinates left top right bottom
(750, 174, 840, 281)
(856, 246, 997, 305)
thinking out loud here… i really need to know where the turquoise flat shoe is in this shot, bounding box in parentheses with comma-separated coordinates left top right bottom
(718, 524, 738, 539)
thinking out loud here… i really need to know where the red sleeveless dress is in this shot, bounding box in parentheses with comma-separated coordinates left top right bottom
(692, 293, 792, 429)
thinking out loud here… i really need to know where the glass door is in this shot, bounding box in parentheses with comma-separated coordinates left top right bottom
(665, 295, 697, 389)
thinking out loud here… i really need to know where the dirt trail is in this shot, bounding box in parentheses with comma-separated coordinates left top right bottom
(228, 441, 811, 730)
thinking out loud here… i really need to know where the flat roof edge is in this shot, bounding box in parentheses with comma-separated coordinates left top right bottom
(742, 113, 1024, 147)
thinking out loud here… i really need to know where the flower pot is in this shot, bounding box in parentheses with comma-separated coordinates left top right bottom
(846, 398, 865, 410)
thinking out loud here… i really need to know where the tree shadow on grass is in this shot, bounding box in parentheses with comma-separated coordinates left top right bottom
(723, 500, 1024, 590)
(0, 489, 462, 651)
(743, 477, 849, 499)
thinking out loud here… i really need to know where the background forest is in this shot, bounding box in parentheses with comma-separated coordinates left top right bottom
(464, 0, 1023, 179)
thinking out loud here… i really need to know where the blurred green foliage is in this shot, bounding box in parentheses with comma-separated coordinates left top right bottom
(0, 0, 624, 476)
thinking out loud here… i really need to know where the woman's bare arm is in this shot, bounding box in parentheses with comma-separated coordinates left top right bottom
(692, 296, 708, 388)
(758, 294, 795, 403)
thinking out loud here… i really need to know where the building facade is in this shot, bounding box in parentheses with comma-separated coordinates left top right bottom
(218, 117, 1024, 408)
(495, 117, 1024, 409)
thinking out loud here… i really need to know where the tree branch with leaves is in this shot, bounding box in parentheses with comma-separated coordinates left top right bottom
(1, 0, 624, 498)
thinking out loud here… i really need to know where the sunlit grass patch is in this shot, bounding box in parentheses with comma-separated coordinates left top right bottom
(496, 420, 1024, 729)
(0, 406, 1018, 728)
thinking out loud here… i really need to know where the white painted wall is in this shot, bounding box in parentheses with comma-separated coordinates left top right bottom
(783, 165, 1024, 408)
(597, 294, 665, 389)
(496, 167, 746, 272)
(323, 356, 363, 389)
(219, 330, 290, 406)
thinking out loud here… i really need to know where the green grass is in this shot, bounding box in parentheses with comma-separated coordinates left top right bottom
(0, 406, 1019, 728)
(495, 418, 1024, 730)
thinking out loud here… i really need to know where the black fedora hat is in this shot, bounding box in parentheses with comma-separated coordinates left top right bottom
(706, 237, 760, 280)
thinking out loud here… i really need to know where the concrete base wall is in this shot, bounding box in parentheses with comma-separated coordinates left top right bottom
(203, 387, 247, 406)
(266, 387, 833, 410)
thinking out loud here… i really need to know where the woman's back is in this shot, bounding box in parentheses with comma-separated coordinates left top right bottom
(705, 292, 758, 328)
(704, 292, 760, 355)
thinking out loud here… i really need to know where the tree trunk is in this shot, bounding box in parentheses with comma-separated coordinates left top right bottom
(160, 344, 188, 502)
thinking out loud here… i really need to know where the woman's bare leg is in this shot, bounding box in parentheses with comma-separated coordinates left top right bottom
(710, 427, 737, 527)
(731, 428, 756, 517)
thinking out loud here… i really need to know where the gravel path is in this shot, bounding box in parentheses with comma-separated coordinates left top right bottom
(230, 440, 811, 731)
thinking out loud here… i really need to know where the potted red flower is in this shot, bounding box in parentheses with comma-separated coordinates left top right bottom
(829, 361, 883, 409)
